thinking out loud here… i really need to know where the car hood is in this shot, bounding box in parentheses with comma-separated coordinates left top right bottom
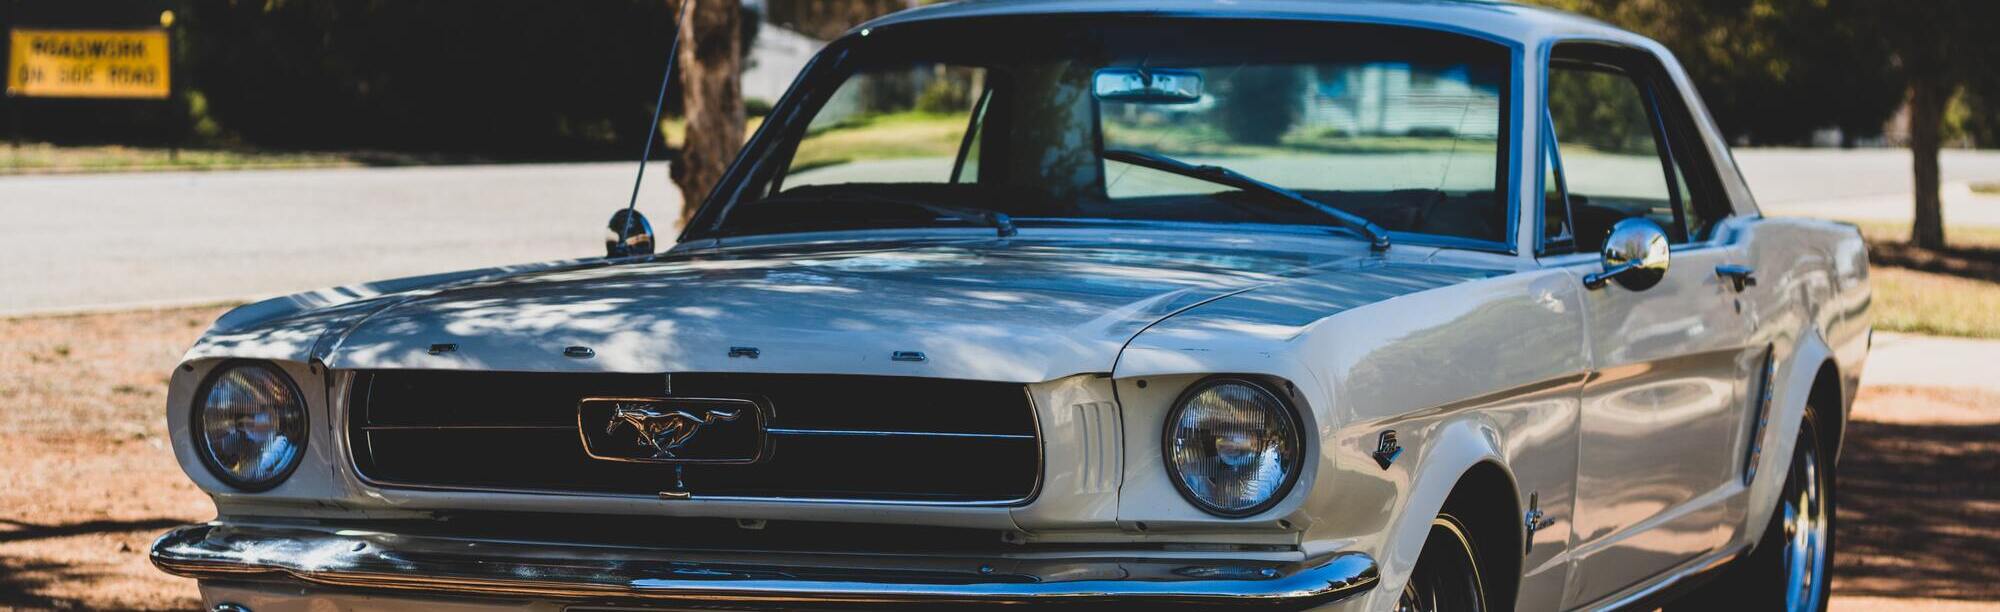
(300, 239, 1362, 382)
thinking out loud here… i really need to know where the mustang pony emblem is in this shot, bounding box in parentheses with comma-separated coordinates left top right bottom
(606, 405, 742, 459)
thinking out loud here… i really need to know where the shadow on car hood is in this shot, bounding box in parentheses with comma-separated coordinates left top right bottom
(307, 239, 1350, 381)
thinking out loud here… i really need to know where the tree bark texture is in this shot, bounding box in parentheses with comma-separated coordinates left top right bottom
(670, 0, 744, 229)
(1908, 74, 1946, 249)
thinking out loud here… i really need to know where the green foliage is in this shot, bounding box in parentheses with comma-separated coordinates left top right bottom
(764, 0, 908, 40)
(1527, 0, 1906, 145)
(2, 0, 765, 157)
(1548, 68, 1656, 154)
(914, 77, 971, 115)
(1947, 84, 2000, 148)
(1214, 67, 1305, 145)
(179, 0, 696, 157)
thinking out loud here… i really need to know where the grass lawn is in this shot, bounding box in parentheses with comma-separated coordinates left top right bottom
(0, 142, 368, 174)
(778, 112, 960, 171)
(6, 117, 784, 175)
(658, 115, 767, 151)
(1845, 221, 2000, 339)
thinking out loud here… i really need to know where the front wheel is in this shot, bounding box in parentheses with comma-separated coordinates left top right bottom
(1769, 414, 1835, 611)
(1398, 513, 1488, 612)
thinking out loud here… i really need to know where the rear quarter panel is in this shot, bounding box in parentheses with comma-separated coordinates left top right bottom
(1729, 216, 1869, 549)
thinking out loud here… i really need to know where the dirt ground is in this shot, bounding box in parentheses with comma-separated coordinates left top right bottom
(0, 307, 224, 610)
(1, 307, 1996, 610)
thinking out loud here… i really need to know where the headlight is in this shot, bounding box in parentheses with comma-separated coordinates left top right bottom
(1164, 378, 1302, 517)
(192, 361, 308, 491)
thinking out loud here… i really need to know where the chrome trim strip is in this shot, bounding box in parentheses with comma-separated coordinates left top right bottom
(153, 522, 1377, 608)
(766, 428, 1035, 440)
(356, 426, 1033, 439)
(360, 425, 570, 431)
(1742, 346, 1778, 485)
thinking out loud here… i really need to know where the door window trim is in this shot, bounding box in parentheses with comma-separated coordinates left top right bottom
(1536, 40, 1736, 259)
(1539, 111, 1577, 255)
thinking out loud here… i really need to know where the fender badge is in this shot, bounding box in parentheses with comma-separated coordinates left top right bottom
(1524, 492, 1556, 554)
(728, 346, 760, 359)
(1372, 431, 1402, 469)
(563, 346, 595, 359)
(891, 350, 927, 362)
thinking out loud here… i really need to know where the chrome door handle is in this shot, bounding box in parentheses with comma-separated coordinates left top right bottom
(1716, 265, 1757, 291)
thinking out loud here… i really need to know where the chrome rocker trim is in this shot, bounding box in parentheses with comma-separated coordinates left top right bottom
(152, 522, 1379, 607)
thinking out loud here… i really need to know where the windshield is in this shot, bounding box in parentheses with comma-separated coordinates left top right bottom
(704, 18, 1513, 246)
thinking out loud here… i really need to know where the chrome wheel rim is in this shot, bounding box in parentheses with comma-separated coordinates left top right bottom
(1781, 436, 1829, 612)
(1396, 516, 1486, 612)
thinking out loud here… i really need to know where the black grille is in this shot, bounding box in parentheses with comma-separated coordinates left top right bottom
(347, 371, 1040, 503)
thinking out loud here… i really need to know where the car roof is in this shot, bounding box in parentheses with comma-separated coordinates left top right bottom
(855, 0, 1647, 50)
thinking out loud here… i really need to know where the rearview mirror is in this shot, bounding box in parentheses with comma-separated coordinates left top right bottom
(1093, 68, 1203, 104)
(605, 209, 655, 258)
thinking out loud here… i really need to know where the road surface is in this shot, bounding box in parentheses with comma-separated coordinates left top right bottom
(1739, 148, 2000, 226)
(3, 148, 1999, 315)
(0, 162, 682, 315)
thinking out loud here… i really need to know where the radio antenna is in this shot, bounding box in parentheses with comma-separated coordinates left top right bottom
(623, 0, 697, 242)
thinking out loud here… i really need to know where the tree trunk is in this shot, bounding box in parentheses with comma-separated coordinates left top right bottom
(1908, 75, 1947, 249)
(669, 0, 744, 230)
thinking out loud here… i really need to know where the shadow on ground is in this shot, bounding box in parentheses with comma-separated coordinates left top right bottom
(0, 518, 195, 610)
(0, 517, 187, 544)
(1868, 240, 2000, 283)
(1834, 419, 2000, 601)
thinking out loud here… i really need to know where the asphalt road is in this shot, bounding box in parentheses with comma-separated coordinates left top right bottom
(1738, 148, 2000, 225)
(0, 162, 682, 315)
(4, 148, 2000, 315)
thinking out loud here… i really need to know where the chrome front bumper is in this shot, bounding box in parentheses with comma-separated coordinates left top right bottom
(153, 522, 1378, 608)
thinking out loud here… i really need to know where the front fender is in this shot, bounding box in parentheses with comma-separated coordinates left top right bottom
(1348, 415, 1514, 612)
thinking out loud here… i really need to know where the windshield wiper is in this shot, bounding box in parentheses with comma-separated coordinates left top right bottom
(1103, 148, 1390, 251)
(761, 193, 1017, 238)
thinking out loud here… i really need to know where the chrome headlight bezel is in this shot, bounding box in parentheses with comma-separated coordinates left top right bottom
(1161, 377, 1304, 518)
(190, 360, 309, 492)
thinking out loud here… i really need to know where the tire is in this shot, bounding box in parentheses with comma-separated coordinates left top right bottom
(1672, 409, 1835, 611)
(1398, 513, 1488, 612)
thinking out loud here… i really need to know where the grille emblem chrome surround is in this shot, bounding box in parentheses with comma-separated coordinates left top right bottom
(578, 397, 768, 465)
(607, 405, 741, 459)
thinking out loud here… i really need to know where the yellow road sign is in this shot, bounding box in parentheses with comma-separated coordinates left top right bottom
(7, 28, 171, 99)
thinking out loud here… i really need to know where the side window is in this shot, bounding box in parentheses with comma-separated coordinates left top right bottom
(1547, 62, 1687, 251)
(949, 88, 993, 184)
(1668, 135, 1713, 240)
(776, 64, 988, 191)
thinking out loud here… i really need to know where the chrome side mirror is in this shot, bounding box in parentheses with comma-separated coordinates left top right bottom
(1583, 218, 1670, 291)
(605, 209, 655, 258)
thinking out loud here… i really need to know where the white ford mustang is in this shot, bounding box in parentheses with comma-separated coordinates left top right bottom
(153, 1, 1871, 610)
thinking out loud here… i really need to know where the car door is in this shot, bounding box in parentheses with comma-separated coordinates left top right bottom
(1538, 44, 1760, 606)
